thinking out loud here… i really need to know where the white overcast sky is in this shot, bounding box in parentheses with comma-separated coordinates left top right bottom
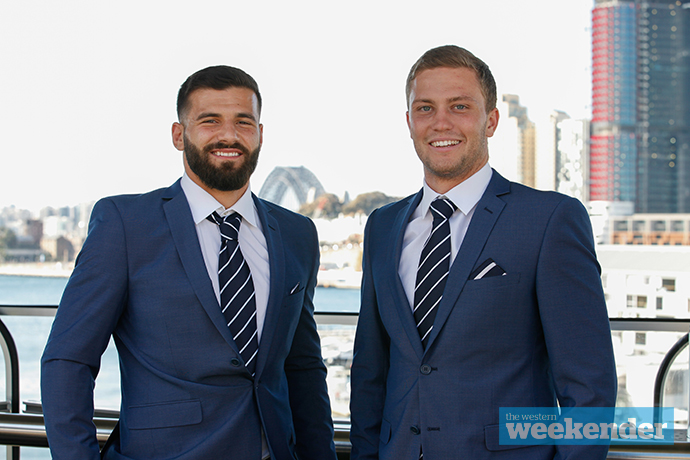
(1, 0, 594, 212)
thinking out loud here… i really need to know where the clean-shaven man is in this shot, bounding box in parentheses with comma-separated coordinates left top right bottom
(350, 45, 616, 459)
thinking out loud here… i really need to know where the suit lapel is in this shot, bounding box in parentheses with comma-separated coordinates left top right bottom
(424, 171, 510, 351)
(251, 195, 284, 378)
(386, 191, 426, 359)
(162, 181, 239, 353)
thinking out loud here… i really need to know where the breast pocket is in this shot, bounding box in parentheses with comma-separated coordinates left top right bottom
(458, 273, 524, 320)
(283, 280, 306, 310)
(286, 281, 306, 298)
(464, 272, 521, 291)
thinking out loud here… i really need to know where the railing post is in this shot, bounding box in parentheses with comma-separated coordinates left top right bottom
(652, 330, 689, 436)
(0, 319, 20, 459)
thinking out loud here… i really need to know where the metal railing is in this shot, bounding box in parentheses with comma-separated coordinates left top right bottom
(0, 306, 689, 459)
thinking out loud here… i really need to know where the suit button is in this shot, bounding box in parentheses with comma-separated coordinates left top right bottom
(420, 364, 432, 375)
(410, 425, 421, 435)
(230, 358, 241, 367)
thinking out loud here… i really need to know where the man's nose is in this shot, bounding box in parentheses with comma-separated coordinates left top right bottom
(218, 122, 240, 142)
(431, 110, 454, 131)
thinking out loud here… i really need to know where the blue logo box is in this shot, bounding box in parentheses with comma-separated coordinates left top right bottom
(499, 407, 675, 445)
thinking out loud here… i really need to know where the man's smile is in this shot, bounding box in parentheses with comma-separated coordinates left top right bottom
(430, 140, 460, 148)
(212, 150, 241, 157)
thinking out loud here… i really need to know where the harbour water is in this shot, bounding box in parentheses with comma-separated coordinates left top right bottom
(0, 274, 359, 458)
(0, 274, 361, 311)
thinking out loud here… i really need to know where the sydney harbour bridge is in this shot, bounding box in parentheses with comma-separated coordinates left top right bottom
(258, 166, 326, 212)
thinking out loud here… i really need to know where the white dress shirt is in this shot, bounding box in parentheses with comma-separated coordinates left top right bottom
(180, 173, 270, 342)
(181, 174, 272, 459)
(398, 163, 492, 311)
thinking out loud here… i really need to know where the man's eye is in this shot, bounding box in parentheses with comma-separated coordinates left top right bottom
(419, 106, 432, 112)
(455, 104, 467, 110)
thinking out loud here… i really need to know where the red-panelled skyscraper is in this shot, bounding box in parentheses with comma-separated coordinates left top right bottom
(591, 0, 690, 212)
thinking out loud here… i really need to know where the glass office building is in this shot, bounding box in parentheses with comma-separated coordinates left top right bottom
(591, 0, 690, 212)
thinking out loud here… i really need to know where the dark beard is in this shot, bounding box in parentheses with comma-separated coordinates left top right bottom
(184, 136, 260, 191)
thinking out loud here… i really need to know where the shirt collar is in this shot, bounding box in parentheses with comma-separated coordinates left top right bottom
(180, 173, 260, 229)
(417, 163, 493, 218)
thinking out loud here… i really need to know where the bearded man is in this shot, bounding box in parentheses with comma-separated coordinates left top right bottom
(42, 65, 337, 460)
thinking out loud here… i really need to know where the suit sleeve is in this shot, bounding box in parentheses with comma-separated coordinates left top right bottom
(536, 197, 617, 460)
(41, 198, 128, 460)
(350, 209, 390, 460)
(284, 217, 337, 460)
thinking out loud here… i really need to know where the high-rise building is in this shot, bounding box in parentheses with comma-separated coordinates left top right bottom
(591, 0, 638, 204)
(556, 118, 591, 203)
(537, 111, 591, 202)
(591, 0, 690, 213)
(535, 111, 569, 192)
(491, 95, 536, 187)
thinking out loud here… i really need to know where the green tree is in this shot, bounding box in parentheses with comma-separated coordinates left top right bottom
(0, 227, 17, 249)
(299, 193, 343, 219)
(0, 227, 16, 261)
(342, 192, 399, 216)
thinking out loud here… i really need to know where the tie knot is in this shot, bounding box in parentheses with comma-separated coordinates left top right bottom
(430, 197, 456, 222)
(208, 211, 242, 241)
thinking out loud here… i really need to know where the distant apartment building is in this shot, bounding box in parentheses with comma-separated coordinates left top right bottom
(539, 111, 591, 202)
(556, 119, 590, 203)
(43, 215, 72, 239)
(599, 245, 690, 319)
(597, 209, 690, 313)
(597, 211, 690, 398)
(0, 202, 93, 263)
(607, 213, 690, 245)
(598, 244, 690, 409)
(591, 0, 638, 203)
(491, 95, 536, 187)
(25, 219, 43, 246)
(41, 236, 76, 262)
(535, 111, 568, 192)
(591, 0, 690, 213)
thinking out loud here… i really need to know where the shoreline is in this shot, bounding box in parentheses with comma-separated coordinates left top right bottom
(0, 263, 363, 288)
(0, 263, 73, 278)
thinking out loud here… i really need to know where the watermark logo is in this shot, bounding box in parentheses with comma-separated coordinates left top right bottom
(499, 407, 674, 445)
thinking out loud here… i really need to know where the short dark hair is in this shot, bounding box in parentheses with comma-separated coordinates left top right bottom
(176, 65, 262, 121)
(406, 45, 497, 113)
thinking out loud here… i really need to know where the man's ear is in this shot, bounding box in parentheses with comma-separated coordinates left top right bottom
(172, 122, 185, 151)
(485, 108, 499, 138)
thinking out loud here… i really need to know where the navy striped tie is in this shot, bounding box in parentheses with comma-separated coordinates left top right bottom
(207, 212, 259, 376)
(413, 197, 456, 348)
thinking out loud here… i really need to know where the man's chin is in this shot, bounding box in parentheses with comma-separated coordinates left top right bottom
(199, 175, 248, 192)
(206, 182, 248, 192)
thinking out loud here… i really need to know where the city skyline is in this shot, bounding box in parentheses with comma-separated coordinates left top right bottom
(1, 0, 594, 212)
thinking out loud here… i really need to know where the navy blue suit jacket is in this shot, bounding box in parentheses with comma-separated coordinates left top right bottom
(350, 170, 617, 460)
(41, 180, 336, 460)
